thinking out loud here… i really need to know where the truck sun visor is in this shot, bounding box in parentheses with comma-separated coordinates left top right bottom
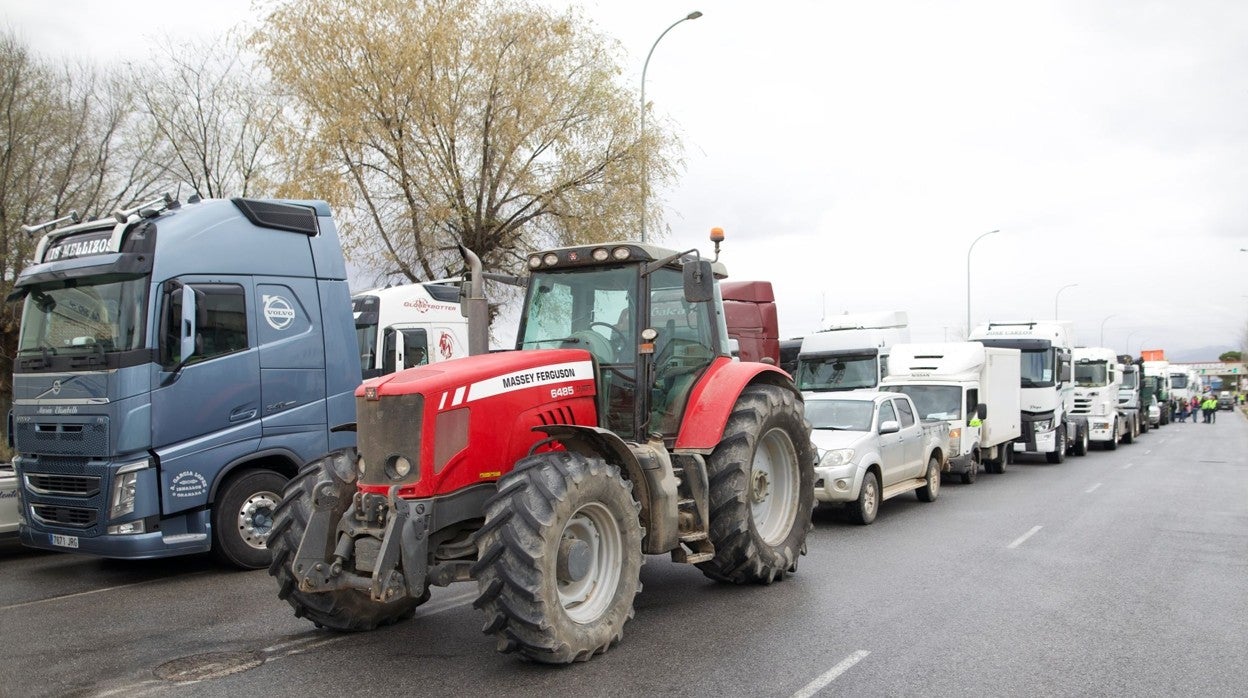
(232, 198, 319, 236)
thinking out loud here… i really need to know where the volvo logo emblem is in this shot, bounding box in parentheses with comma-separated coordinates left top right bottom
(51, 380, 62, 395)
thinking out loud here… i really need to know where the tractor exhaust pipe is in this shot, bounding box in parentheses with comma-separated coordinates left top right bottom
(458, 245, 489, 356)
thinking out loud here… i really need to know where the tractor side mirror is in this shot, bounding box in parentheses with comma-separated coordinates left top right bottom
(977, 404, 987, 420)
(683, 259, 714, 303)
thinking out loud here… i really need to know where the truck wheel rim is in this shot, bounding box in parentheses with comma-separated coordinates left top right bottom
(751, 427, 799, 546)
(238, 490, 280, 550)
(557, 502, 622, 624)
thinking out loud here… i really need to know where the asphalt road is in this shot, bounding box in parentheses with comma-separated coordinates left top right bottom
(2, 409, 1245, 697)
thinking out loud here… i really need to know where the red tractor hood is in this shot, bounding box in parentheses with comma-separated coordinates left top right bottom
(356, 348, 596, 405)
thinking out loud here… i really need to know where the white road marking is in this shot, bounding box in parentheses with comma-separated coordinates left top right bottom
(0, 572, 209, 612)
(1123, 462, 1134, 470)
(1144, 449, 1152, 455)
(1085, 482, 1102, 493)
(1007, 525, 1043, 549)
(791, 650, 871, 698)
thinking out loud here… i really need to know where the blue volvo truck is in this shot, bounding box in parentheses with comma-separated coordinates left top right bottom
(7, 196, 359, 568)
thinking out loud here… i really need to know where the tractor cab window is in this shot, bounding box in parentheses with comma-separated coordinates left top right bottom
(648, 267, 716, 436)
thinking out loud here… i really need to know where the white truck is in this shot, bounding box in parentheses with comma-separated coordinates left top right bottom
(1072, 347, 1136, 448)
(352, 281, 469, 378)
(1142, 359, 1173, 426)
(795, 310, 909, 393)
(881, 342, 1021, 483)
(807, 391, 948, 524)
(969, 321, 1089, 463)
(1117, 357, 1149, 435)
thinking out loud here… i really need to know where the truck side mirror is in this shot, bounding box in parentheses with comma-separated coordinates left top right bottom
(879, 420, 900, 434)
(683, 259, 714, 303)
(1060, 364, 1072, 383)
(977, 404, 987, 420)
(179, 284, 199, 363)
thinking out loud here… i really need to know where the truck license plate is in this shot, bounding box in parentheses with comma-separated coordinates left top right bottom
(50, 534, 79, 549)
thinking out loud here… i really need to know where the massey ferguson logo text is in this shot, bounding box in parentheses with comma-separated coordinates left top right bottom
(45, 237, 110, 261)
(502, 367, 577, 388)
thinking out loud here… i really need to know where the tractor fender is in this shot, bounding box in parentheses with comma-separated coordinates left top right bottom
(534, 424, 680, 554)
(673, 357, 798, 453)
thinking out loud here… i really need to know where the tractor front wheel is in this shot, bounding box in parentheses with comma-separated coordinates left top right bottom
(268, 456, 424, 631)
(473, 451, 643, 664)
(697, 384, 815, 584)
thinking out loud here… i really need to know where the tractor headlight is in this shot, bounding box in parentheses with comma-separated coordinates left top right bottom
(386, 455, 413, 480)
(1033, 419, 1053, 432)
(357, 456, 368, 476)
(819, 449, 855, 468)
(109, 458, 148, 519)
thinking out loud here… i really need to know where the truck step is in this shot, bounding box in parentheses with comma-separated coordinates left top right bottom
(881, 478, 924, 500)
(678, 531, 708, 543)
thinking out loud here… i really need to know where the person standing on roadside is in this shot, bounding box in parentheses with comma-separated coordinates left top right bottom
(1191, 395, 1201, 425)
(1201, 395, 1216, 423)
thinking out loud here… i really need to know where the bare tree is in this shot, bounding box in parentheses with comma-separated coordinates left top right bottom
(254, 0, 680, 292)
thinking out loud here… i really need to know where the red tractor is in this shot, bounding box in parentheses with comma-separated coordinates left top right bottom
(270, 233, 814, 663)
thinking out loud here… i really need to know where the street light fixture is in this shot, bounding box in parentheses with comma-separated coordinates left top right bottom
(1124, 329, 1143, 355)
(966, 229, 1000, 335)
(639, 10, 703, 244)
(1099, 314, 1117, 347)
(1054, 283, 1078, 320)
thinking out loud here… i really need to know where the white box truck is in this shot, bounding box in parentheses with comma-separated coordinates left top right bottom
(352, 282, 469, 378)
(795, 311, 909, 393)
(1072, 347, 1136, 448)
(969, 321, 1090, 462)
(881, 342, 1021, 482)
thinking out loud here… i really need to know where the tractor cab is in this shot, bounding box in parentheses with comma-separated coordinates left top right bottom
(516, 243, 729, 443)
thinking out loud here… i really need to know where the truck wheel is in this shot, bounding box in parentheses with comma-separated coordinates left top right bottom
(1139, 416, 1149, 433)
(1045, 427, 1067, 464)
(917, 456, 941, 502)
(1123, 418, 1136, 444)
(473, 451, 642, 664)
(1073, 425, 1089, 456)
(269, 458, 424, 631)
(1105, 419, 1119, 450)
(210, 469, 286, 569)
(697, 384, 815, 583)
(846, 470, 880, 525)
(961, 450, 980, 484)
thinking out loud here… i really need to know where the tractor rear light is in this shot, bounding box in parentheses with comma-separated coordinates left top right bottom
(611, 247, 630, 260)
(543, 253, 559, 266)
(592, 247, 609, 261)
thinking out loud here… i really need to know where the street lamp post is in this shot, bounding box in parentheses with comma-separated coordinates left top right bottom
(1124, 329, 1143, 355)
(639, 10, 703, 244)
(1100, 314, 1117, 347)
(966, 229, 1000, 335)
(1054, 283, 1078, 320)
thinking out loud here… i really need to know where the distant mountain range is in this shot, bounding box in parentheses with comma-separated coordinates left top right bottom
(1168, 346, 1237, 362)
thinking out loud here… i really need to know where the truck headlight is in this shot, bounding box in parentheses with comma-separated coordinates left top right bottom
(819, 449, 855, 468)
(109, 458, 148, 519)
(1033, 419, 1053, 432)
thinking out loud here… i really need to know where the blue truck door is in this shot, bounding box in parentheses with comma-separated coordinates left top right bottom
(255, 277, 329, 461)
(151, 276, 262, 511)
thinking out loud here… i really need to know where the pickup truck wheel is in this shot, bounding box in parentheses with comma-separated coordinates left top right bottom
(269, 456, 425, 630)
(1045, 427, 1067, 464)
(846, 470, 879, 525)
(917, 456, 941, 502)
(474, 451, 643, 664)
(1105, 419, 1119, 450)
(697, 384, 815, 584)
(212, 469, 286, 569)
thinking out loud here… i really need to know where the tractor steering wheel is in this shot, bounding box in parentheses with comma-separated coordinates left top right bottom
(589, 321, 628, 360)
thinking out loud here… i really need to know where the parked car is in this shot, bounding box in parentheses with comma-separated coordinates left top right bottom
(808, 391, 948, 524)
(1218, 391, 1235, 410)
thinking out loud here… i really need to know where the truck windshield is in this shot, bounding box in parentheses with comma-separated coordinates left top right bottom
(1170, 374, 1189, 389)
(796, 353, 878, 391)
(1075, 360, 1109, 387)
(883, 385, 962, 420)
(1019, 348, 1055, 388)
(1121, 369, 1139, 390)
(17, 275, 148, 356)
(806, 399, 874, 431)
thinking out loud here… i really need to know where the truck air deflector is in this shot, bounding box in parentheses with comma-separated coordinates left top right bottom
(231, 198, 320, 236)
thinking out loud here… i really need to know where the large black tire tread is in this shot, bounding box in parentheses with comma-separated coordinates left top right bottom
(268, 459, 423, 631)
(917, 456, 941, 502)
(1073, 425, 1089, 457)
(1046, 427, 1067, 464)
(472, 451, 643, 664)
(212, 469, 287, 570)
(696, 384, 815, 584)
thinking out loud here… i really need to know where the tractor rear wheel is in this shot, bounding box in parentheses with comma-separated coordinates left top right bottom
(697, 384, 815, 584)
(269, 456, 424, 631)
(473, 451, 643, 664)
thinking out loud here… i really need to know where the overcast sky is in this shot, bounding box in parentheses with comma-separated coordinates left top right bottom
(5, 0, 1247, 359)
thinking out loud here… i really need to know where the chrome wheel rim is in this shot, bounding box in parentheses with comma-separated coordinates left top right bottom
(238, 490, 280, 550)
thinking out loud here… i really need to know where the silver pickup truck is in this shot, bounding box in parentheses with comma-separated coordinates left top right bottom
(807, 391, 948, 524)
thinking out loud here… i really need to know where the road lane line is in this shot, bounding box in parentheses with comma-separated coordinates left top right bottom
(1007, 526, 1043, 549)
(791, 650, 871, 698)
(1123, 462, 1134, 470)
(1085, 483, 1102, 493)
(1144, 449, 1152, 455)
(0, 572, 209, 612)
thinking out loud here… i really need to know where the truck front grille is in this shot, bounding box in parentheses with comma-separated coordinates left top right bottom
(356, 393, 423, 486)
(1071, 397, 1092, 415)
(13, 417, 110, 457)
(25, 474, 100, 497)
(32, 504, 97, 528)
